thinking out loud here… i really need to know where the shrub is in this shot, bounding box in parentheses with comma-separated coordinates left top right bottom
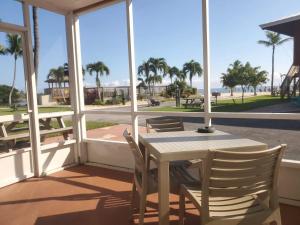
(105, 99, 113, 105)
(0, 85, 20, 104)
(93, 99, 105, 105)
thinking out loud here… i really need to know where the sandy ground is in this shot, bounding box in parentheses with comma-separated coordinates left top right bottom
(216, 91, 271, 99)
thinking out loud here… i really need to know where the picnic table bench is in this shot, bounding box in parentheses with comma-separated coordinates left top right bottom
(0, 115, 72, 152)
(182, 98, 204, 108)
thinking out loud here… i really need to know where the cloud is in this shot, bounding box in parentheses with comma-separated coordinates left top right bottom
(103, 79, 130, 87)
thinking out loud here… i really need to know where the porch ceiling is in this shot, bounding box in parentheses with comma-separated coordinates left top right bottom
(260, 13, 300, 37)
(23, 0, 121, 15)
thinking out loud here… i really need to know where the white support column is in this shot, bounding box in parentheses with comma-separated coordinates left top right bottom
(126, 0, 138, 141)
(22, 3, 42, 176)
(65, 13, 87, 163)
(202, 0, 212, 127)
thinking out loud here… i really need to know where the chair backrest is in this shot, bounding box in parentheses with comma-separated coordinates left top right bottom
(123, 129, 145, 174)
(204, 145, 286, 197)
(202, 145, 286, 214)
(146, 117, 184, 133)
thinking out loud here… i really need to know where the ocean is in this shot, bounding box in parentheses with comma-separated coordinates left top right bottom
(198, 86, 273, 94)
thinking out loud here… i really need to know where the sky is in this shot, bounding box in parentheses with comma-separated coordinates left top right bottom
(0, 0, 300, 93)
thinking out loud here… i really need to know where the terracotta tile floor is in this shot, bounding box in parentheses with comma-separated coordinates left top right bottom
(0, 165, 299, 225)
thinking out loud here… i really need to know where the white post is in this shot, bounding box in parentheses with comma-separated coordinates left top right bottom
(65, 14, 87, 163)
(22, 3, 42, 176)
(202, 0, 212, 127)
(126, 0, 138, 141)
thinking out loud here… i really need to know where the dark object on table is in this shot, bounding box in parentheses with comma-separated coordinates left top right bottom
(197, 126, 215, 133)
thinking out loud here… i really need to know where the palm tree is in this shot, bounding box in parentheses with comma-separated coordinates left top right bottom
(221, 60, 243, 98)
(238, 61, 255, 103)
(6, 34, 23, 106)
(138, 60, 154, 95)
(248, 67, 268, 96)
(182, 60, 203, 87)
(176, 69, 187, 82)
(86, 61, 110, 101)
(148, 57, 168, 95)
(32, 6, 40, 83)
(166, 66, 180, 84)
(63, 63, 86, 80)
(258, 31, 291, 96)
(221, 71, 238, 96)
(48, 66, 66, 102)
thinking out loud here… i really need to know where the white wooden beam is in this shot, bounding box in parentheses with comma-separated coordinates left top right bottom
(136, 111, 206, 118)
(202, 0, 212, 127)
(65, 13, 87, 163)
(83, 109, 300, 121)
(210, 112, 300, 120)
(74, 0, 123, 16)
(23, 0, 68, 15)
(0, 22, 27, 34)
(126, 0, 138, 141)
(22, 2, 42, 177)
(74, 15, 88, 162)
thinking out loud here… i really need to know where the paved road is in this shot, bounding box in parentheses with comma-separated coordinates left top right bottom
(85, 103, 300, 161)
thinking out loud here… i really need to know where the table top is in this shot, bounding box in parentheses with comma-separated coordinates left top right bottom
(139, 130, 267, 162)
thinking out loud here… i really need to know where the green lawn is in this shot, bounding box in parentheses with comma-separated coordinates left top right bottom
(9, 120, 117, 132)
(0, 106, 117, 135)
(7, 120, 117, 140)
(145, 95, 289, 112)
(0, 106, 72, 116)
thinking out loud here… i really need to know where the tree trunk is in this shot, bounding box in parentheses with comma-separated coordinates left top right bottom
(230, 88, 233, 96)
(33, 6, 39, 84)
(9, 57, 17, 106)
(96, 74, 101, 101)
(241, 86, 245, 104)
(271, 46, 275, 96)
(59, 83, 66, 103)
(152, 81, 155, 96)
(190, 78, 192, 87)
(254, 86, 257, 96)
(147, 83, 151, 96)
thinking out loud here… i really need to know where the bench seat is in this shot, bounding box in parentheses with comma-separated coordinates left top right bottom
(0, 127, 73, 142)
(182, 103, 203, 108)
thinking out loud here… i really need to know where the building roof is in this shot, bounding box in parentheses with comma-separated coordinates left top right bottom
(23, 0, 122, 15)
(260, 13, 300, 37)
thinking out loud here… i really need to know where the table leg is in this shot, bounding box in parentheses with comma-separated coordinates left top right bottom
(56, 117, 69, 140)
(39, 118, 52, 130)
(6, 122, 18, 132)
(0, 123, 7, 137)
(158, 161, 170, 225)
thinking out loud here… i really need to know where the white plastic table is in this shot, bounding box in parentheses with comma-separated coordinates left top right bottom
(139, 130, 267, 225)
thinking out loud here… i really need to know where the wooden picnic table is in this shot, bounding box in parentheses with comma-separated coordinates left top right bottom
(139, 130, 267, 225)
(0, 115, 72, 151)
(182, 97, 204, 108)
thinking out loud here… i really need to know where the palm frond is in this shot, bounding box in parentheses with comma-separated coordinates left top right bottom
(0, 44, 5, 55)
(277, 37, 292, 45)
(5, 34, 23, 57)
(257, 40, 272, 47)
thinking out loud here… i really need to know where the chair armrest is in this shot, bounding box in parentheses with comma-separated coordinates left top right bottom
(187, 159, 202, 169)
(145, 154, 159, 171)
(149, 154, 159, 165)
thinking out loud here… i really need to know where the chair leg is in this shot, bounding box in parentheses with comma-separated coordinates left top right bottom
(129, 181, 136, 221)
(263, 208, 282, 225)
(274, 208, 282, 225)
(179, 191, 186, 225)
(138, 190, 147, 225)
